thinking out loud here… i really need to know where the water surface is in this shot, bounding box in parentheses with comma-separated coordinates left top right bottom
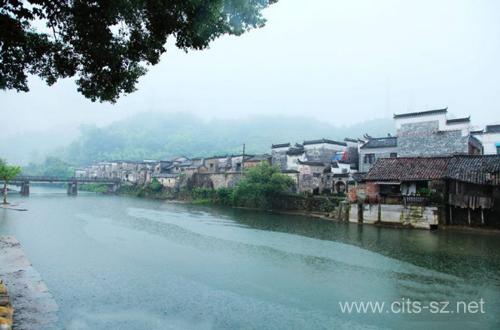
(0, 187, 499, 329)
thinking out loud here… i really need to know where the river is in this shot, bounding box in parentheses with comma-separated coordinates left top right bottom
(0, 186, 499, 329)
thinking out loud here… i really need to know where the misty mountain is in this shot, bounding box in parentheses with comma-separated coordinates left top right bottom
(0, 129, 78, 165)
(52, 112, 393, 165)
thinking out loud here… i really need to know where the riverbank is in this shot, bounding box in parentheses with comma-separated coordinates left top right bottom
(115, 183, 346, 215)
(0, 236, 58, 329)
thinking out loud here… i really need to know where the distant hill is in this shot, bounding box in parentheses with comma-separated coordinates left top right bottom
(54, 112, 394, 165)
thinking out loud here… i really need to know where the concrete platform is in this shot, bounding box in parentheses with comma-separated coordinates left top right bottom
(0, 236, 58, 329)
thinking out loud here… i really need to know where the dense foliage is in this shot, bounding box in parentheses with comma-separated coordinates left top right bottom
(78, 183, 109, 193)
(1, 0, 276, 102)
(232, 161, 294, 208)
(118, 179, 173, 199)
(22, 156, 74, 178)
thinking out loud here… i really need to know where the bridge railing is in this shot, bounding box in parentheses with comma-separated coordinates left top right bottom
(8, 176, 121, 183)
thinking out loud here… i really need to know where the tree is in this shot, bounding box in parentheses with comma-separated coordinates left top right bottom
(233, 161, 294, 209)
(0, 0, 277, 102)
(23, 156, 74, 178)
(0, 159, 22, 204)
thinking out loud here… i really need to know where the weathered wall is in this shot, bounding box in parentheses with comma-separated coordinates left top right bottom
(348, 203, 439, 229)
(304, 144, 343, 163)
(364, 182, 380, 202)
(398, 121, 469, 157)
(271, 148, 289, 171)
(189, 172, 244, 190)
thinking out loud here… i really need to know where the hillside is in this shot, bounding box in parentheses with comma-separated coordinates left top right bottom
(55, 112, 394, 165)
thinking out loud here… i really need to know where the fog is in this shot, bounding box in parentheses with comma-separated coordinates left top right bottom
(2, 0, 500, 162)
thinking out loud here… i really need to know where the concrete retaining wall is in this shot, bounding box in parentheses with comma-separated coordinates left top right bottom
(349, 204, 439, 229)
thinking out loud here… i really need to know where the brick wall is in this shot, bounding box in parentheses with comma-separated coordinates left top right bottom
(398, 121, 469, 157)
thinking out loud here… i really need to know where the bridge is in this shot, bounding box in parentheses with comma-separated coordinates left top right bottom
(2, 176, 121, 196)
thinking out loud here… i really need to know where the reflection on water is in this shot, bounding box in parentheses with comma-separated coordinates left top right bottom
(0, 187, 499, 329)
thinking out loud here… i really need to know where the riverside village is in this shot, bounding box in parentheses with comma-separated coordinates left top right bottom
(4, 1, 500, 329)
(56, 108, 500, 231)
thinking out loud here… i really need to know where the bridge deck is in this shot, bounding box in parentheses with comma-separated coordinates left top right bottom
(2, 176, 120, 184)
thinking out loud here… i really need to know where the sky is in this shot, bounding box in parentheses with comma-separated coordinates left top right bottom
(2, 0, 500, 138)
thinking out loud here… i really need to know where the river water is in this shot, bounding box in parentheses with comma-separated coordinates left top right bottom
(0, 187, 499, 329)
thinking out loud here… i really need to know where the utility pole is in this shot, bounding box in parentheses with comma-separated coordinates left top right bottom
(241, 143, 245, 174)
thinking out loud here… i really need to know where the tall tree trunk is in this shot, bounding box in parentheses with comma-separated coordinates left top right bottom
(2, 181, 7, 204)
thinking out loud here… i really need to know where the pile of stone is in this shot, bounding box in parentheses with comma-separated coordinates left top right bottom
(0, 280, 13, 330)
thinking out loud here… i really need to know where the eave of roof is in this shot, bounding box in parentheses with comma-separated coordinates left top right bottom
(485, 124, 500, 133)
(446, 117, 470, 124)
(393, 108, 448, 119)
(272, 143, 291, 149)
(298, 160, 326, 166)
(303, 138, 347, 146)
(360, 136, 397, 149)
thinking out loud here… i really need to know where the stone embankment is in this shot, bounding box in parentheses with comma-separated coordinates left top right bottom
(0, 236, 58, 329)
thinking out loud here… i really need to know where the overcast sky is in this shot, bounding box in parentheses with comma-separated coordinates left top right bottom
(2, 0, 500, 137)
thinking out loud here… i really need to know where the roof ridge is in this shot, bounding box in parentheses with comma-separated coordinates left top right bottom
(394, 107, 448, 119)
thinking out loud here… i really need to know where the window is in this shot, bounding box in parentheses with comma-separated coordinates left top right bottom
(390, 153, 397, 158)
(364, 153, 375, 164)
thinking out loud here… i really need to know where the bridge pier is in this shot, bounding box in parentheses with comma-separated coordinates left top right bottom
(20, 181, 30, 196)
(108, 183, 120, 194)
(67, 181, 78, 196)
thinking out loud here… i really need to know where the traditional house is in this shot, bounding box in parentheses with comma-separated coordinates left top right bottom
(472, 124, 500, 155)
(302, 139, 347, 163)
(229, 154, 254, 172)
(359, 155, 500, 228)
(446, 155, 500, 227)
(363, 157, 450, 203)
(285, 144, 306, 171)
(204, 156, 220, 173)
(343, 138, 360, 171)
(297, 160, 329, 194)
(74, 169, 87, 178)
(244, 154, 271, 169)
(154, 160, 173, 175)
(394, 108, 482, 157)
(271, 143, 291, 170)
(358, 136, 397, 173)
(153, 173, 180, 189)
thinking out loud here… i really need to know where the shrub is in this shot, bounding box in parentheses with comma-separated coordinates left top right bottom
(232, 162, 295, 209)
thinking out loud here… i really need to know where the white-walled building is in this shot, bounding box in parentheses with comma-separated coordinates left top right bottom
(473, 125, 500, 155)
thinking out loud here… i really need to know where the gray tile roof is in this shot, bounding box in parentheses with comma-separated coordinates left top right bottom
(365, 157, 451, 181)
(446, 155, 500, 185)
(365, 155, 500, 185)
